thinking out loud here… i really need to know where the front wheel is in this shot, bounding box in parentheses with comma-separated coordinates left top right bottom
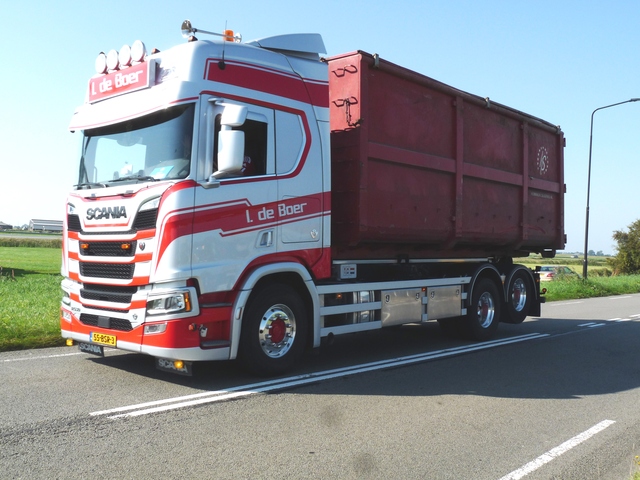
(238, 284, 308, 376)
(463, 278, 501, 341)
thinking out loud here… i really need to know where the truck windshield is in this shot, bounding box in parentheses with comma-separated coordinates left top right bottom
(77, 103, 195, 188)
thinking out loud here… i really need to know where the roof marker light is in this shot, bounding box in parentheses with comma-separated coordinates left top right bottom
(180, 19, 241, 43)
(131, 40, 146, 62)
(119, 44, 132, 67)
(106, 49, 119, 71)
(95, 52, 108, 74)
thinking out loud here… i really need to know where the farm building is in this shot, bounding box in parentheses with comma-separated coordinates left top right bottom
(29, 219, 63, 232)
(0, 221, 13, 230)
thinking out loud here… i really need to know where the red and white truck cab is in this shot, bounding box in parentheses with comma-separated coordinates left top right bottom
(61, 21, 564, 375)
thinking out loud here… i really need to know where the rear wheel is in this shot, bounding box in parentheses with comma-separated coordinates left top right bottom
(463, 278, 501, 340)
(505, 269, 532, 324)
(238, 284, 308, 376)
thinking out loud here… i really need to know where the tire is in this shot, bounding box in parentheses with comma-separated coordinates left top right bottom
(238, 283, 308, 376)
(505, 269, 532, 324)
(463, 278, 501, 341)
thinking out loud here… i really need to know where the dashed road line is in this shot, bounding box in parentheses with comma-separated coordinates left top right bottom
(497, 420, 616, 480)
(2, 352, 83, 362)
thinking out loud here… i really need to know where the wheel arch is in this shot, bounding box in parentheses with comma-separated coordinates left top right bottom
(503, 264, 536, 297)
(229, 263, 318, 360)
(468, 264, 504, 308)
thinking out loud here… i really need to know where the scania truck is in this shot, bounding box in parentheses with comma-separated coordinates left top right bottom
(61, 21, 565, 375)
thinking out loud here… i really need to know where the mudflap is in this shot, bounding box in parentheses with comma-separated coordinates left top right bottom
(155, 358, 193, 376)
(78, 342, 105, 357)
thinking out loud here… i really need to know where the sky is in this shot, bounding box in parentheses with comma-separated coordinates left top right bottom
(1, 1, 638, 255)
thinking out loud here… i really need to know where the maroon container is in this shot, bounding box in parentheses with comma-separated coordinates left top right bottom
(328, 51, 565, 260)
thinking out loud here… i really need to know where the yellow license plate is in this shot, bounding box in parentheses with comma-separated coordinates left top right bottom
(91, 332, 117, 347)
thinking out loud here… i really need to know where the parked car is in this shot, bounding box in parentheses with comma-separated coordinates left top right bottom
(539, 265, 579, 281)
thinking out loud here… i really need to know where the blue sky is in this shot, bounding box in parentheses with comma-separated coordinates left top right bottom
(1, 1, 638, 254)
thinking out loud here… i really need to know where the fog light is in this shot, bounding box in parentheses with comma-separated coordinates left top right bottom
(144, 323, 167, 335)
(174, 360, 184, 370)
(66, 338, 74, 346)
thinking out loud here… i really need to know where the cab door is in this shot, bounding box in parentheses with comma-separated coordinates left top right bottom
(193, 96, 276, 295)
(275, 109, 323, 253)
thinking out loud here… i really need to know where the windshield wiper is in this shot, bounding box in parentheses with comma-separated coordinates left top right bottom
(109, 175, 158, 183)
(75, 182, 107, 190)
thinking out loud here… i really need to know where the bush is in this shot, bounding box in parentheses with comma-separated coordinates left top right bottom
(609, 219, 640, 274)
(0, 238, 61, 248)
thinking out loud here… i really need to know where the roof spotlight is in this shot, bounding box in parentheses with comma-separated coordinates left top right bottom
(119, 44, 132, 67)
(181, 20, 196, 38)
(131, 40, 146, 62)
(106, 49, 120, 71)
(95, 52, 108, 74)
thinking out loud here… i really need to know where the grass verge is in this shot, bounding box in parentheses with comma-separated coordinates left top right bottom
(0, 246, 64, 351)
(541, 275, 640, 302)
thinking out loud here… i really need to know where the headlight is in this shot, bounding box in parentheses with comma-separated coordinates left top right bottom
(146, 291, 192, 315)
(140, 196, 161, 212)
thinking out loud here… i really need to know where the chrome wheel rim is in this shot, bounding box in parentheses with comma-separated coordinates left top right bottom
(258, 304, 296, 358)
(476, 292, 495, 329)
(511, 278, 527, 312)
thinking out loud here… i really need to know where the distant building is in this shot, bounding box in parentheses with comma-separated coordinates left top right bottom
(0, 221, 12, 230)
(29, 219, 63, 232)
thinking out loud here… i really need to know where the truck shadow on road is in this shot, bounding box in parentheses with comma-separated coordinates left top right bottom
(84, 316, 640, 401)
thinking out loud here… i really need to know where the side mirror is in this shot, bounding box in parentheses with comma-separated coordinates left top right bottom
(213, 129, 245, 177)
(220, 104, 247, 127)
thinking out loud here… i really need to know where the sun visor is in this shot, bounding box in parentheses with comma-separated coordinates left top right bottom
(68, 81, 189, 131)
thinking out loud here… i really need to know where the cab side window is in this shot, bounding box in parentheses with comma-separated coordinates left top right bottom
(211, 109, 271, 178)
(238, 119, 267, 176)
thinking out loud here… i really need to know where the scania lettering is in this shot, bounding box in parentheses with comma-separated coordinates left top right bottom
(85, 206, 127, 220)
(61, 20, 565, 376)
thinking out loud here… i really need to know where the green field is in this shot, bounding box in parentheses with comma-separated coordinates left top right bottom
(1, 245, 639, 353)
(0, 246, 63, 350)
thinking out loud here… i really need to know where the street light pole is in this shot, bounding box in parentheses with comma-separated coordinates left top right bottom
(583, 98, 640, 279)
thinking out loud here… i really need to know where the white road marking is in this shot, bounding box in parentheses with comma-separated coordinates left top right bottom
(609, 296, 631, 300)
(578, 322, 596, 327)
(1, 348, 120, 363)
(2, 352, 83, 362)
(546, 301, 584, 306)
(497, 420, 616, 480)
(91, 333, 549, 419)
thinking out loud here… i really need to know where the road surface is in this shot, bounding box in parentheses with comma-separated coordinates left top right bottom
(2, 294, 640, 479)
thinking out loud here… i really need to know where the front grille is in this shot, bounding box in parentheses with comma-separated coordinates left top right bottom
(66, 208, 157, 234)
(81, 284, 137, 304)
(80, 314, 133, 332)
(67, 214, 81, 232)
(87, 305, 130, 314)
(133, 209, 158, 230)
(79, 241, 137, 257)
(80, 263, 134, 279)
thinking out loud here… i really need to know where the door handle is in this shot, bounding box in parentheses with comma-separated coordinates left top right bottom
(258, 230, 273, 247)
